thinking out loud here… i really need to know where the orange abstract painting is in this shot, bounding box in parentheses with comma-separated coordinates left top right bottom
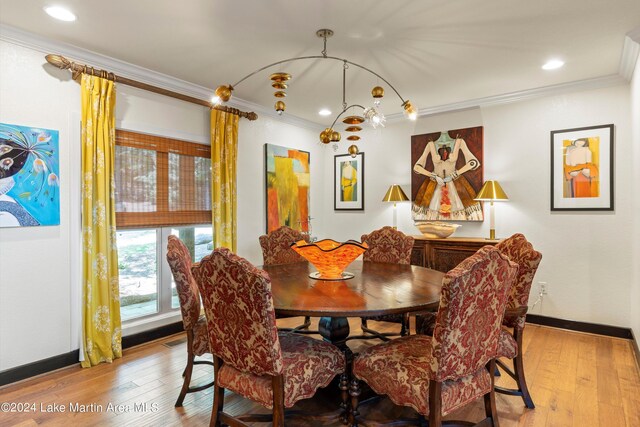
(265, 144, 310, 233)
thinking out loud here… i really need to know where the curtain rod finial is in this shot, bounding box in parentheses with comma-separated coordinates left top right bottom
(45, 54, 71, 70)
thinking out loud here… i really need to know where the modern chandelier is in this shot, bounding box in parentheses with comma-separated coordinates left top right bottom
(213, 29, 417, 156)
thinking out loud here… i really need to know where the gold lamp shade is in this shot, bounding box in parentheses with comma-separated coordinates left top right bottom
(474, 180, 508, 240)
(383, 185, 409, 203)
(474, 180, 509, 201)
(383, 184, 409, 229)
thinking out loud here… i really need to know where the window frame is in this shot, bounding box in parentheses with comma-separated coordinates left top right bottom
(114, 129, 212, 322)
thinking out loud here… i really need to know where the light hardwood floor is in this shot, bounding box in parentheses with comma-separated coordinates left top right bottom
(1, 319, 639, 427)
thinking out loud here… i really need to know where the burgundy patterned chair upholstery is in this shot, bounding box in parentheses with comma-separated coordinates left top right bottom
(359, 226, 414, 339)
(166, 235, 213, 407)
(192, 248, 345, 427)
(259, 226, 312, 330)
(494, 233, 542, 409)
(351, 246, 518, 427)
(259, 225, 310, 266)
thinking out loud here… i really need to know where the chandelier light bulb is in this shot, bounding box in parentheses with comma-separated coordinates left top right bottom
(211, 95, 221, 105)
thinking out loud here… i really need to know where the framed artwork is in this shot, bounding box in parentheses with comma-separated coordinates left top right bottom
(334, 152, 364, 211)
(410, 126, 484, 221)
(550, 124, 614, 211)
(0, 123, 60, 228)
(264, 143, 310, 233)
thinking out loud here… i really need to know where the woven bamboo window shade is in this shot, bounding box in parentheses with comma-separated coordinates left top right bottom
(115, 130, 212, 228)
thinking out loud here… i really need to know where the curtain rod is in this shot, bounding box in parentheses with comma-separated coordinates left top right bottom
(45, 54, 258, 121)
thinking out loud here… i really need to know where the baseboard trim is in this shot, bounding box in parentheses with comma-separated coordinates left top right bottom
(630, 329, 640, 372)
(122, 321, 184, 349)
(0, 350, 80, 387)
(526, 314, 633, 339)
(0, 321, 185, 387)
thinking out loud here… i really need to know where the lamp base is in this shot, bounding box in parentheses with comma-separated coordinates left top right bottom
(488, 229, 496, 240)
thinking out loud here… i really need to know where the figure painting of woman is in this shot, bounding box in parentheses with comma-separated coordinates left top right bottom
(563, 137, 599, 198)
(340, 160, 358, 202)
(412, 129, 483, 221)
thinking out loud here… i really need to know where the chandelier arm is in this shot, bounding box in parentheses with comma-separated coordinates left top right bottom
(329, 104, 366, 129)
(231, 55, 407, 104)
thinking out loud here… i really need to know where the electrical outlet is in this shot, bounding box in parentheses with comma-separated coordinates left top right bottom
(539, 281, 548, 295)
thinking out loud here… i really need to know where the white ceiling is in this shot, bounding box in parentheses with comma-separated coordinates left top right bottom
(1, 0, 639, 125)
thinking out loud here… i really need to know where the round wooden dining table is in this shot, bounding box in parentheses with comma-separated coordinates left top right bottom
(263, 260, 444, 350)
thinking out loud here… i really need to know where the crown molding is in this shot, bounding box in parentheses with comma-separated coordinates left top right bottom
(385, 74, 626, 122)
(619, 27, 640, 81)
(0, 24, 323, 131)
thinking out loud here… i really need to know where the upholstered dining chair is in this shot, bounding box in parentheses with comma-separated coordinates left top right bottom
(192, 247, 346, 427)
(259, 225, 312, 331)
(359, 226, 414, 339)
(493, 233, 542, 409)
(350, 246, 518, 427)
(166, 235, 214, 407)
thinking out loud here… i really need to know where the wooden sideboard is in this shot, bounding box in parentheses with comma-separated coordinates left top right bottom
(410, 236, 500, 272)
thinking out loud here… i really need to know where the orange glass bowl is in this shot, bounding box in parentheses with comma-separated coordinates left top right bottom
(291, 239, 368, 280)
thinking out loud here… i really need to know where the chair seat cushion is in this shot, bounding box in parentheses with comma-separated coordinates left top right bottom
(217, 332, 345, 409)
(353, 335, 491, 417)
(496, 328, 518, 359)
(192, 315, 210, 357)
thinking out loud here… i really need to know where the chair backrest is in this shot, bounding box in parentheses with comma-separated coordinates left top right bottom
(259, 225, 310, 265)
(496, 234, 542, 329)
(166, 235, 201, 331)
(192, 247, 283, 377)
(361, 226, 414, 264)
(429, 246, 517, 382)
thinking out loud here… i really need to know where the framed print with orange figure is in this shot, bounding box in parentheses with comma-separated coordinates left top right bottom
(550, 124, 614, 211)
(334, 152, 364, 211)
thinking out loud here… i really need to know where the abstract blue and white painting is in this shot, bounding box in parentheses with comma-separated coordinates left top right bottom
(0, 123, 60, 227)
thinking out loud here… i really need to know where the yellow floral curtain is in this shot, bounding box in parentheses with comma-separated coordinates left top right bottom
(80, 74, 122, 367)
(210, 109, 239, 251)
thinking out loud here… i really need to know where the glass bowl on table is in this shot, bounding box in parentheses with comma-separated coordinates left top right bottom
(291, 239, 368, 280)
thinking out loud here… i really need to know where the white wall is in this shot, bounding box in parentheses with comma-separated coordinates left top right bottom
(324, 84, 635, 329)
(0, 40, 322, 370)
(631, 54, 640, 342)
(0, 41, 79, 371)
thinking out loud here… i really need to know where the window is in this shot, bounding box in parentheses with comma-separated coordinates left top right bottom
(114, 130, 212, 321)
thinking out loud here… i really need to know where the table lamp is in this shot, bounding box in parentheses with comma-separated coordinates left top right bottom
(382, 184, 409, 229)
(474, 180, 509, 240)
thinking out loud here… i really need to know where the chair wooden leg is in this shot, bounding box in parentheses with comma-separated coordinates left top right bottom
(340, 373, 350, 424)
(349, 378, 361, 427)
(513, 328, 535, 409)
(210, 357, 225, 427)
(175, 354, 194, 407)
(485, 359, 500, 427)
(175, 331, 196, 407)
(428, 380, 442, 427)
(272, 375, 285, 427)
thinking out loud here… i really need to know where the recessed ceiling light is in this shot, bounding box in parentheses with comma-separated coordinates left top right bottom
(542, 59, 564, 70)
(44, 6, 77, 22)
(318, 109, 332, 116)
